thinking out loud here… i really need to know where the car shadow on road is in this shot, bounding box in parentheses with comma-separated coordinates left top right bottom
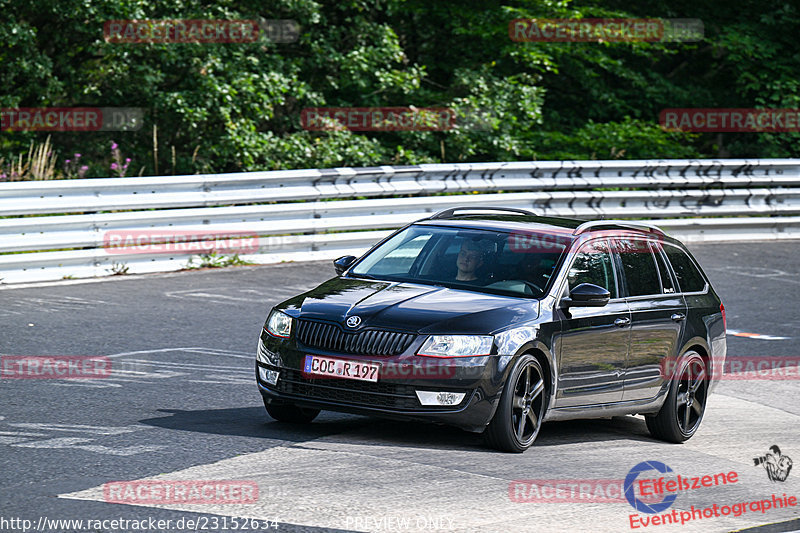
(140, 407, 657, 453)
(139, 407, 378, 444)
(302, 415, 658, 453)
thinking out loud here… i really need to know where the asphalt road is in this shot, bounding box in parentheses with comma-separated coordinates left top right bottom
(0, 242, 798, 533)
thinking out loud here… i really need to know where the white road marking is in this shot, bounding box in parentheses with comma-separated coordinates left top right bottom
(0, 270, 194, 290)
(105, 347, 207, 359)
(0, 430, 48, 444)
(105, 368, 186, 379)
(0, 431, 46, 437)
(50, 380, 124, 389)
(64, 444, 166, 456)
(12, 437, 164, 456)
(708, 266, 800, 285)
(187, 376, 251, 385)
(727, 329, 791, 340)
(9, 348, 255, 389)
(165, 289, 265, 303)
(9, 423, 147, 435)
(180, 349, 255, 360)
(124, 358, 246, 369)
(0, 436, 39, 444)
(105, 347, 253, 360)
(164, 286, 311, 305)
(0, 295, 118, 316)
(14, 437, 94, 448)
(1, 422, 167, 456)
(0, 262, 317, 291)
(114, 356, 252, 385)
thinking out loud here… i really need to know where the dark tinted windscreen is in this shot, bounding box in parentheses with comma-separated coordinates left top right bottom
(351, 225, 569, 297)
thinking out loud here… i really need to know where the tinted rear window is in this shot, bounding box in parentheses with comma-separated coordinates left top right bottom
(652, 245, 676, 294)
(615, 238, 661, 297)
(664, 245, 707, 292)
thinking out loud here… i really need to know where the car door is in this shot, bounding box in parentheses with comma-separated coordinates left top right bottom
(614, 238, 688, 401)
(555, 238, 631, 407)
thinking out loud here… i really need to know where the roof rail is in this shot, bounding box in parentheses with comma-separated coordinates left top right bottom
(573, 219, 666, 236)
(429, 206, 538, 220)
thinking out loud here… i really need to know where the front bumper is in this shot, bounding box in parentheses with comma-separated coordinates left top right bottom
(256, 328, 505, 432)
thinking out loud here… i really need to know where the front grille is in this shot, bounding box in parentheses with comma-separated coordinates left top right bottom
(275, 369, 420, 410)
(296, 319, 415, 356)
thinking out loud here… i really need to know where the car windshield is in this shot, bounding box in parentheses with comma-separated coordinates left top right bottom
(349, 224, 569, 298)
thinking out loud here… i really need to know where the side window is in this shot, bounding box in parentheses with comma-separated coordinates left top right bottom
(567, 239, 618, 298)
(664, 245, 707, 293)
(615, 238, 662, 297)
(651, 244, 676, 294)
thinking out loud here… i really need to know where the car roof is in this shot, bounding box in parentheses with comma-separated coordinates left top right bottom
(418, 214, 582, 234)
(414, 211, 683, 246)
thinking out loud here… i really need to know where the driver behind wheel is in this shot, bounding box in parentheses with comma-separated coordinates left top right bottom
(456, 238, 493, 283)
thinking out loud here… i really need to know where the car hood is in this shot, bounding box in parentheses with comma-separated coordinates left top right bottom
(277, 277, 539, 334)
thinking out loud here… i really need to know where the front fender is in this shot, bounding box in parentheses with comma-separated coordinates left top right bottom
(494, 325, 559, 418)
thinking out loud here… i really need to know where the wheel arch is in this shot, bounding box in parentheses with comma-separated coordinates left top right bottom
(517, 341, 556, 413)
(671, 336, 712, 379)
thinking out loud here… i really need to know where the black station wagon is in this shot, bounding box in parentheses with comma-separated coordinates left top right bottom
(256, 207, 726, 452)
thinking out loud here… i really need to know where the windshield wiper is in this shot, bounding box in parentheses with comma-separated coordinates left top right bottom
(348, 273, 378, 280)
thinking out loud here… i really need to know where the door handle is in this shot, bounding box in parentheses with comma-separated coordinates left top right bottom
(614, 317, 630, 327)
(671, 313, 686, 322)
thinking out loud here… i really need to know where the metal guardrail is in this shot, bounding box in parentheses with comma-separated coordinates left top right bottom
(1, 159, 799, 284)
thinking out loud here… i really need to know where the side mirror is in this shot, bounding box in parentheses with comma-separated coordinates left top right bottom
(333, 255, 357, 276)
(562, 283, 610, 308)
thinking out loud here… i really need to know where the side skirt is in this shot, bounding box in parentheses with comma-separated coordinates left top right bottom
(544, 394, 666, 422)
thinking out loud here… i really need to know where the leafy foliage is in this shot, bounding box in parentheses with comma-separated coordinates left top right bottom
(184, 251, 253, 269)
(1, 0, 797, 177)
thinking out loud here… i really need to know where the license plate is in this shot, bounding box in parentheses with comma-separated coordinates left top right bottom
(303, 355, 380, 382)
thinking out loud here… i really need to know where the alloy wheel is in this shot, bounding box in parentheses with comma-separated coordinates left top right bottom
(511, 362, 546, 446)
(675, 357, 707, 434)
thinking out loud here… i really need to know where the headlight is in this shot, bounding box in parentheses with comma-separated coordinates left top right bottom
(417, 335, 493, 357)
(266, 310, 292, 338)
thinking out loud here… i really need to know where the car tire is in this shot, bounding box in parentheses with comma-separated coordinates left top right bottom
(484, 354, 548, 453)
(263, 399, 320, 423)
(645, 350, 708, 443)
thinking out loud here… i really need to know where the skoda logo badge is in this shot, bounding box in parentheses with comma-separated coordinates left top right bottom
(346, 316, 362, 328)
